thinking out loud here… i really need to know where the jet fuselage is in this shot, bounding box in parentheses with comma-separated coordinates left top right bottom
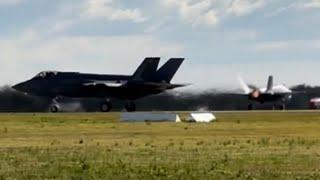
(13, 71, 179, 100)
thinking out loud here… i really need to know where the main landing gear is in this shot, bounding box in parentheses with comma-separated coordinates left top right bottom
(247, 103, 286, 111)
(99, 100, 136, 112)
(272, 104, 286, 110)
(100, 100, 112, 112)
(50, 104, 60, 113)
(125, 101, 136, 112)
(49, 97, 61, 113)
(48, 98, 137, 113)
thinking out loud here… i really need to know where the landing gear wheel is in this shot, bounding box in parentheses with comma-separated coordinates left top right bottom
(50, 104, 60, 113)
(248, 104, 253, 110)
(279, 104, 286, 110)
(125, 101, 136, 112)
(100, 101, 112, 112)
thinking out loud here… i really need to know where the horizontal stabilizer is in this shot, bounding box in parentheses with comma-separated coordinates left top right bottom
(238, 76, 251, 94)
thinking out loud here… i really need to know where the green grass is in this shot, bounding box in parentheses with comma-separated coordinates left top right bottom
(0, 111, 320, 179)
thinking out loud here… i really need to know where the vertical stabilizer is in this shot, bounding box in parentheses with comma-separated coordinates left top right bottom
(266, 75, 273, 92)
(155, 58, 184, 83)
(132, 57, 160, 81)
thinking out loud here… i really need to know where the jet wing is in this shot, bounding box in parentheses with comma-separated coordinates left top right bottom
(83, 81, 189, 91)
(272, 92, 293, 95)
(225, 93, 249, 96)
(142, 82, 190, 89)
(291, 91, 306, 94)
(83, 81, 127, 87)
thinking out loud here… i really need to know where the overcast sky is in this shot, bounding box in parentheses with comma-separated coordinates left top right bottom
(1, 0, 320, 89)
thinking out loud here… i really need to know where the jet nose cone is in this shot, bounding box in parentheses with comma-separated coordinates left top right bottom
(12, 82, 28, 92)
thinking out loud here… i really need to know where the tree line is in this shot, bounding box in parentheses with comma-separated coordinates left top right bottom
(0, 85, 319, 112)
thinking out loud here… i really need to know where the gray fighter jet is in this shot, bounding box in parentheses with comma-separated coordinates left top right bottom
(238, 76, 294, 110)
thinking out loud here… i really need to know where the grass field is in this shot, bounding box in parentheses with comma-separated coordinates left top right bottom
(0, 111, 320, 179)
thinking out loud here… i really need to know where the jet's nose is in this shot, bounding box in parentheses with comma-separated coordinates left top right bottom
(12, 82, 28, 92)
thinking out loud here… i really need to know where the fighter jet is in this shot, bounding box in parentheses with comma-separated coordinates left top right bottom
(12, 57, 186, 112)
(237, 76, 293, 110)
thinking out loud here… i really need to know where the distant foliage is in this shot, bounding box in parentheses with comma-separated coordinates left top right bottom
(1, 84, 319, 112)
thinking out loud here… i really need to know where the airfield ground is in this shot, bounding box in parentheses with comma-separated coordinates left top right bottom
(0, 111, 320, 179)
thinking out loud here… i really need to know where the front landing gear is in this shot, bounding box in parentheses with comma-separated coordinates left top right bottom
(125, 101, 136, 112)
(100, 100, 112, 112)
(279, 104, 286, 110)
(273, 104, 286, 110)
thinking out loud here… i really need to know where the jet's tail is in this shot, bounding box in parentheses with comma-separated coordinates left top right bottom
(155, 58, 184, 83)
(266, 75, 273, 93)
(132, 57, 160, 81)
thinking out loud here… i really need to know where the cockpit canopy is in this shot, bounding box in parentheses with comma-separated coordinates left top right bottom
(33, 71, 58, 79)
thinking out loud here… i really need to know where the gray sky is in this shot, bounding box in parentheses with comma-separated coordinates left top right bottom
(1, 0, 320, 89)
